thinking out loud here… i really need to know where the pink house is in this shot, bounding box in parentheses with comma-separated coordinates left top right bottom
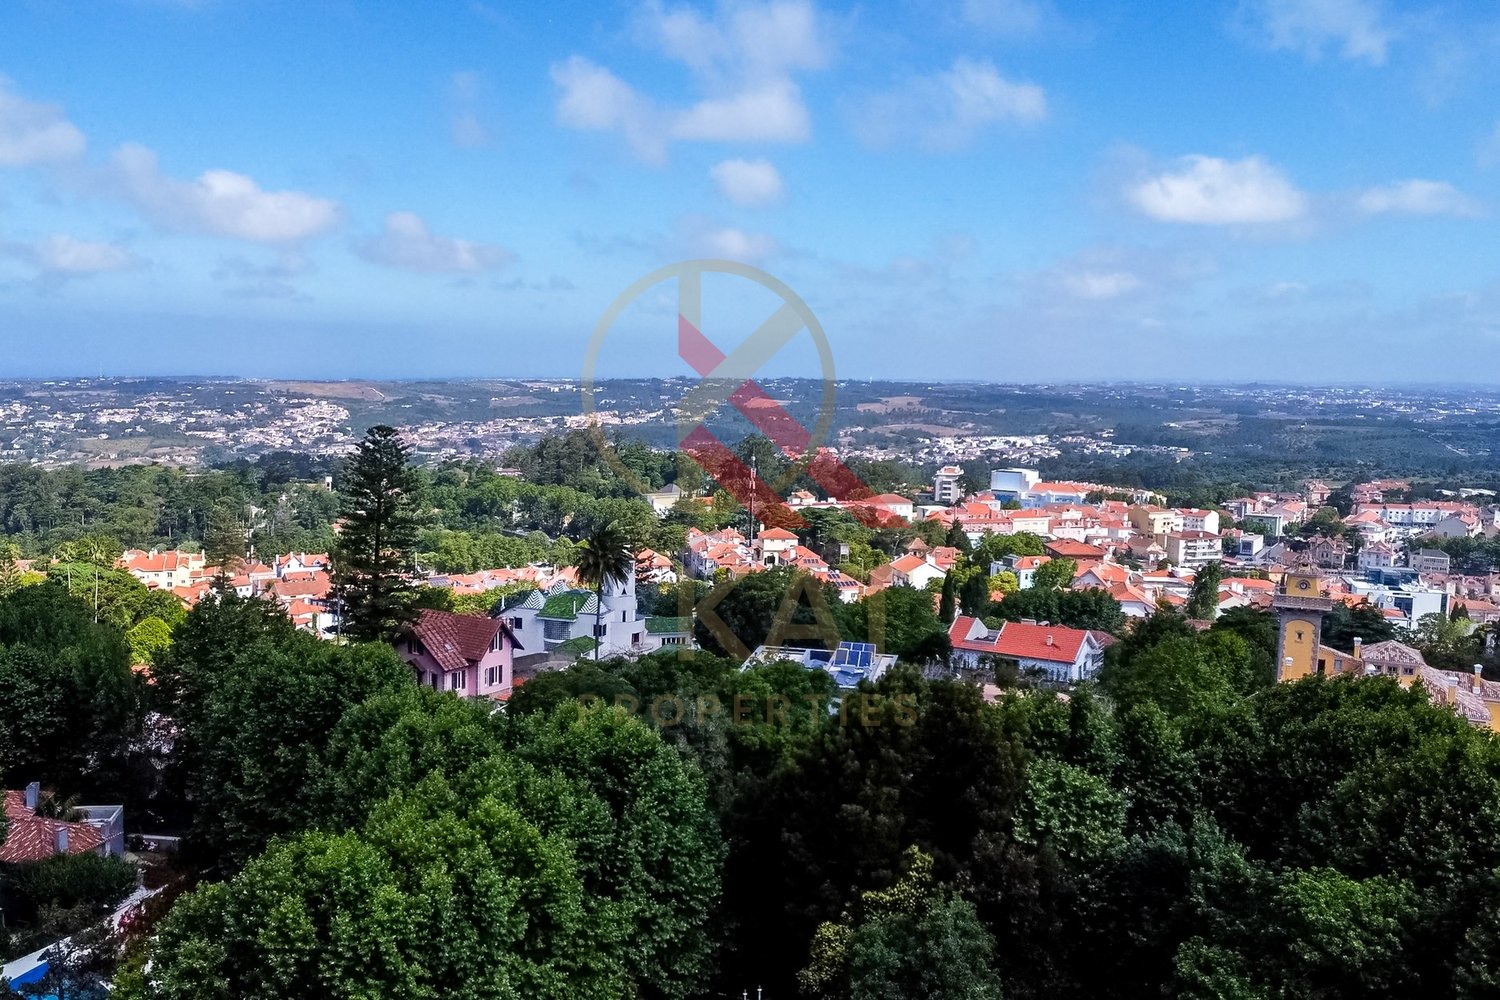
(398, 609, 521, 700)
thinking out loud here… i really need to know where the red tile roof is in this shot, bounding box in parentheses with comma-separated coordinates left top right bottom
(0, 790, 105, 863)
(1046, 539, 1107, 558)
(890, 554, 930, 574)
(948, 616, 1092, 664)
(407, 609, 519, 672)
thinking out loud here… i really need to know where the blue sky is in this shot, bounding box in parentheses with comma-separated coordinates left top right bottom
(1, 0, 1498, 381)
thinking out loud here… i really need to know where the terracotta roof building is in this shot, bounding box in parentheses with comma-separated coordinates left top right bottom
(947, 616, 1108, 683)
(398, 609, 520, 700)
(0, 785, 124, 864)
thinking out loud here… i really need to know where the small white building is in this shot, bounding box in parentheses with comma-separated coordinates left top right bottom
(990, 468, 1041, 501)
(932, 465, 964, 505)
(1358, 541, 1399, 571)
(499, 572, 669, 658)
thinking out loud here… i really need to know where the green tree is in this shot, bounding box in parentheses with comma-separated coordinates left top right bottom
(1320, 602, 1396, 652)
(575, 522, 634, 661)
(152, 592, 410, 866)
(1033, 557, 1077, 591)
(196, 637, 410, 865)
(0, 584, 140, 794)
(501, 707, 725, 998)
(0, 542, 24, 596)
(836, 586, 946, 661)
(993, 587, 1125, 634)
(1013, 756, 1127, 866)
(201, 501, 246, 585)
(126, 616, 173, 666)
(331, 425, 422, 642)
(694, 566, 837, 658)
(799, 848, 1004, 1000)
(960, 571, 991, 618)
(938, 572, 956, 624)
(1185, 560, 1223, 620)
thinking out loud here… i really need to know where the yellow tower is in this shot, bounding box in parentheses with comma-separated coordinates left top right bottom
(1272, 569, 1336, 682)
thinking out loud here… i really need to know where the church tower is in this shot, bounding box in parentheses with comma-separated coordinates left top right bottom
(1272, 568, 1336, 682)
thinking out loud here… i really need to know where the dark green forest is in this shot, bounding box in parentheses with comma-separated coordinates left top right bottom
(5, 574, 1500, 997)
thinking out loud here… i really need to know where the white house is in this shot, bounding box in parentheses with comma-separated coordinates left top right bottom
(499, 572, 669, 658)
(887, 553, 947, 590)
(947, 616, 1109, 684)
(994, 554, 1049, 590)
(1357, 541, 1399, 571)
(932, 465, 964, 505)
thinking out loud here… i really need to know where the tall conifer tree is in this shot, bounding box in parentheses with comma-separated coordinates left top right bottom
(331, 425, 420, 641)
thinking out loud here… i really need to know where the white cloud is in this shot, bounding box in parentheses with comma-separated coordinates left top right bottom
(710, 157, 785, 206)
(112, 143, 341, 244)
(961, 0, 1045, 35)
(1241, 0, 1394, 65)
(3, 234, 138, 277)
(551, 56, 665, 163)
(853, 58, 1046, 150)
(673, 80, 810, 143)
(675, 216, 780, 261)
(32, 235, 136, 274)
(944, 58, 1047, 127)
(553, 0, 830, 162)
(450, 70, 494, 148)
(1478, 122, 1500, 169)
(1062, 270, 1142, 300)
(1357, 179, 1485, 217)
(699, 226, 779, 261)
(1127, 155, 1307, 224)
(645, 0, 828, 81)
(0, 78, 86, 167)
(357, 212, 514, 273)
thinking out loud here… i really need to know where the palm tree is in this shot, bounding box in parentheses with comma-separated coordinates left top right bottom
(575, 523, 635, 661)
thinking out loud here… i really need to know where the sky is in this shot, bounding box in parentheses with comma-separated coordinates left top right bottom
(1, 0, 1499, 382)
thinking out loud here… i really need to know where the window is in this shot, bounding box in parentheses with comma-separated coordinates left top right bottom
(405, 635, 420, 655)
(508, 616, 523, 630)
(633, 632, 642, 645)
(594, 623, 606, 637)
(449, 670, 466, 692)
(489, 630, 502, 652)
(485, 666, 500, 687)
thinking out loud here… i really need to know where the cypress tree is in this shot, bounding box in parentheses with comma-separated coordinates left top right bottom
(960, 571, 991, 618)
(938, 571, 957, 624)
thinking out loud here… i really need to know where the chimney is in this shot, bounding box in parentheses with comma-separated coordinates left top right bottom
(55, 827, 69, 854)
(1353, 637, 1363, 660)
(1046, 633, 1055, 647)
(1474, 664, 1485, 693)
(24, 781, 39, 811)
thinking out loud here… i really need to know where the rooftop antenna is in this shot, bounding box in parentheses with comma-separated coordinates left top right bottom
(748, 453, 758, 548)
